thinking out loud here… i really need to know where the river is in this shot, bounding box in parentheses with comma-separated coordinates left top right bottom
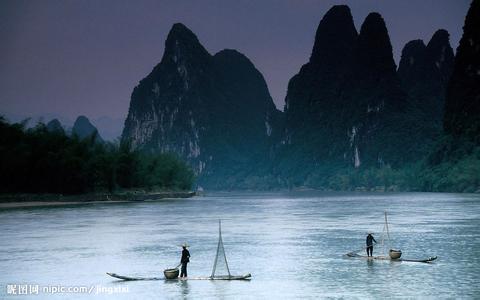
(1, 192, 479, 299)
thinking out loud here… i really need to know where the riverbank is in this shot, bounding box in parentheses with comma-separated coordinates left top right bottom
(0, 191, 196, 208)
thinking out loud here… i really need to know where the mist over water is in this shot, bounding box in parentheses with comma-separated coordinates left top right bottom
(1, 192, 479, 299)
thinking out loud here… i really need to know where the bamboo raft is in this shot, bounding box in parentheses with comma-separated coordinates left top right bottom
(345, 253, 438, 263)
(345, 212, 437, 264)
(107, 220, 251, 281)
(106, 272, 252, 281)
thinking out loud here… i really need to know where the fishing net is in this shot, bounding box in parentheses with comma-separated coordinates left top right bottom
(379, 211, 392, 256)
(211, 221, 231, 278)
(346, 212, 391, 257)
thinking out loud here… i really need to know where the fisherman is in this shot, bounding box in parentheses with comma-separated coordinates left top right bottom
(366, 233, 377, 257)
(180, 243, 190, 278)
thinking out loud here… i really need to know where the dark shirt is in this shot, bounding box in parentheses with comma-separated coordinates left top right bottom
(181, 249, 190, 263)
(366, 235, 377, 246)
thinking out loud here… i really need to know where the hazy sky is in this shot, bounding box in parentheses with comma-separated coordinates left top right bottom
(0, 0, 471, 121)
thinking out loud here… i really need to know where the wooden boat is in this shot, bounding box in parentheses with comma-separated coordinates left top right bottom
(107, 220, 251, 281)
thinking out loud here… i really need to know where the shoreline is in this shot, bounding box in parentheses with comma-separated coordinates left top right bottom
(0, 191, 196, 209)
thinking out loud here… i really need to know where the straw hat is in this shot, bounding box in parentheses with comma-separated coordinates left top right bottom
(181, 243, 189, 248)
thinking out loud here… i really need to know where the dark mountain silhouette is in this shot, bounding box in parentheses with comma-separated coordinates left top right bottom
(72, 116, 103, 143)
(277, 8, 432, 187)
(444, 0, 480, 141)
(279, 5, 358, 185)
(122, 23, 281, 188)
(421, 0, 480, 193)
(121, 2, 480, 191)
(348, 12, 410, 167)
(284, 5, 357, 146)
(398, 30, 454, 121)
(46, 119, 65, 134)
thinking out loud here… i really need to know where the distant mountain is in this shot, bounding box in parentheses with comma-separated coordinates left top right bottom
(72, 116, 103, 143)
(119, 4, 477, 191)
(277, 6, 436, 187)
(348, 12, 410, 167)
(421, 0, 480, 193)
(444, 0, 480, 141)
(284, 5, 356, 142)
(122, 23, 281, 188)
(0, 113, 121, 141)
(281, 5, 357, 182)
(46, 119, 65, 133)
(1, 113, 73, 130)
(398, 30, 454, 122)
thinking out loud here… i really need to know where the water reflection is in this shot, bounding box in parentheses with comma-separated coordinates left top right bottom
(0, 192, 479, 299)
(366, 258, 374, 269)
(179, 280, 189, 298)
(211, 280, 232, 299)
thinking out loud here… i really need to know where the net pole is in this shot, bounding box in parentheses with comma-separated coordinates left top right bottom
(211, 220, 221, 278)
(385, 211, 391, 249)
(219, 220, 231, 277)
(211, 219, 231, 278)
(385, 212, 390, 241)
(381, 216, 386, 256)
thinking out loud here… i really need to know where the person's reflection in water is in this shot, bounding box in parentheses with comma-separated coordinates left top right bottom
(179, 279, 190, 297)
(366, 258, 374, 271)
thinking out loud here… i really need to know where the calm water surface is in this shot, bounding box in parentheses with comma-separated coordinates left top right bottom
(1, 192, 479, 299)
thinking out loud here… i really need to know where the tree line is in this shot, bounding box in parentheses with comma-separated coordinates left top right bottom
(0, 117, 194, 195)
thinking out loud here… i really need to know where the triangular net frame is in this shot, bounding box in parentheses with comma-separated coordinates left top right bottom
(211, 220, 231, 278)
(380, 211, 392, 256)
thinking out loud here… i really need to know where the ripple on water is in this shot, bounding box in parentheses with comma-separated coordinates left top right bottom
(0, 191, 479, 299)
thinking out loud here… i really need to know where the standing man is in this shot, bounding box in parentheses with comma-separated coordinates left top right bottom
(366, 233, 377, 257)
(180, 243, 190, 278)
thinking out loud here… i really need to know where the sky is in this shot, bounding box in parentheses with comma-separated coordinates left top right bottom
(0, 0, 472, 124)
